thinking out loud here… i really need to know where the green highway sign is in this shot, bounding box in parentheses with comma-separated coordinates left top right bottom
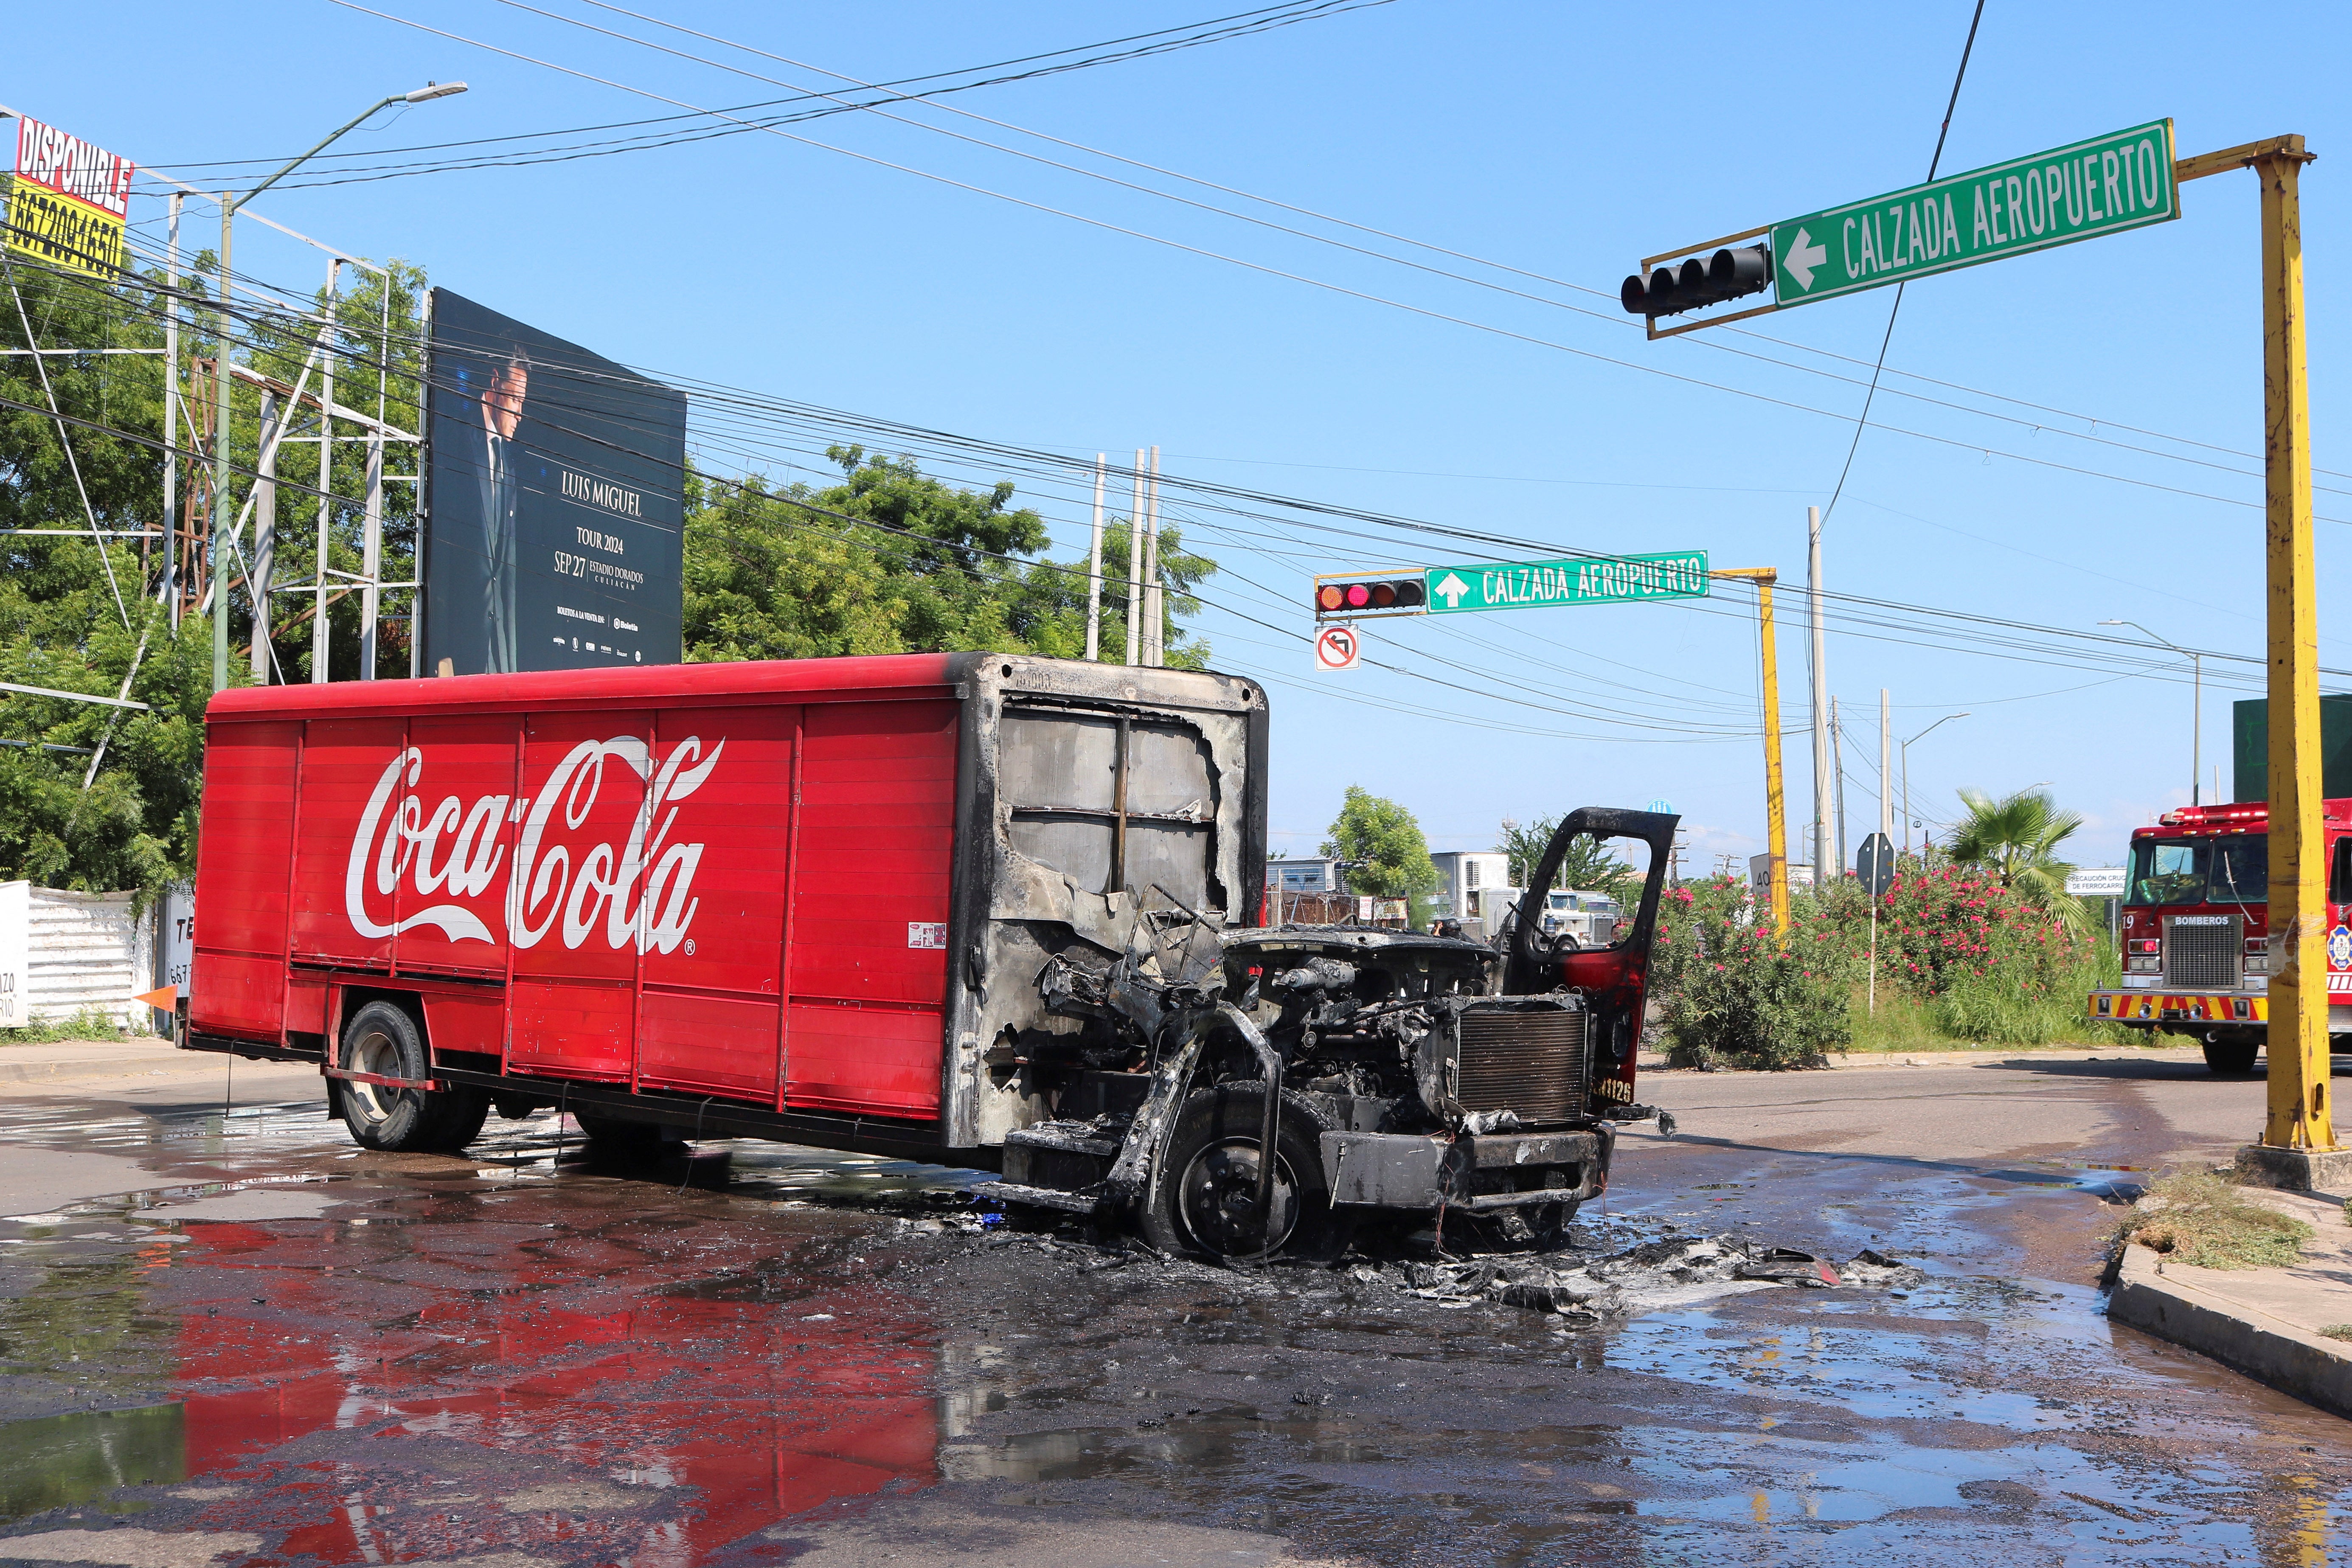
(1422, 551, 1709, 615)
(1770, 120, 2177, 311)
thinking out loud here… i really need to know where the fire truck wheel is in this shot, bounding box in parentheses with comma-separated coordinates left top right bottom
(1140, 1085, 1342, 1264)
(336, 1002, 452, 1152)
(2202, 1032, 2260, 1075)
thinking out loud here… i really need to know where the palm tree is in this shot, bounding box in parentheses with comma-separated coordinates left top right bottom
(1947, 787, 2087, 932)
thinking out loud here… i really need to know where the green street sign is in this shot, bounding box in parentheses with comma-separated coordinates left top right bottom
(1422, 551, 1709, 615)
(1770, 120, 2177, 311)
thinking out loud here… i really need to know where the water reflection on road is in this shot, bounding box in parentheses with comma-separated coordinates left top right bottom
(0, 1092, 2346, 1565)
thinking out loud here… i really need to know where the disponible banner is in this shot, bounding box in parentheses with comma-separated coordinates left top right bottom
(422, 288, 686, 676)
(5, 114, 135, 277)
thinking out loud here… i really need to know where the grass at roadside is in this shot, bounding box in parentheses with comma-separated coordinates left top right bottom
(2114, 1169, 2314, 1270)
(0, 1010, 146, 1046)
(1839, 987, 2154, 1054)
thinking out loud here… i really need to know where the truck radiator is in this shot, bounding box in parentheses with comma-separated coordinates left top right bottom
(2165, 915, 2241, 989)
(1455, 1004, 1588, 1125)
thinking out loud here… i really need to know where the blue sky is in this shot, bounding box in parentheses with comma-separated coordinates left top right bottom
(11, 2, 2349, 875)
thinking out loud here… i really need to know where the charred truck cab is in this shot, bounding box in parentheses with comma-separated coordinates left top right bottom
(2088, 799, 2352, 1073)
(978, 808, 1677, 1259)
(181, 652, 1669, 1262)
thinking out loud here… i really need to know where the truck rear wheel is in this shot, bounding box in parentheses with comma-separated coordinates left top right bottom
(1140, 1085, 1343, 1263)
(573, 1109, 680, 1155)
(2203, 1033, 2260, 1075)
(336, 1002, 486, 1153)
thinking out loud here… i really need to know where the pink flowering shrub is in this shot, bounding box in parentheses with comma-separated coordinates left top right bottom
(1652, 874, 1852, 1069)
(1645, 865, 2105, 1062)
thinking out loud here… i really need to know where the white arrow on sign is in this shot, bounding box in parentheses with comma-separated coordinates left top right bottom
(1433, 572, 1471, 609)
(1783, 228, 1827, 291)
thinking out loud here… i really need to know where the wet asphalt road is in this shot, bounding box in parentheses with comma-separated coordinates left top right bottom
(0, 1052, 2346, 1567)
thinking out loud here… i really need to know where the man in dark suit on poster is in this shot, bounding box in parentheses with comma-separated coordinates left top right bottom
(423, 286, 684, 677)
(477, 351, 527, 673)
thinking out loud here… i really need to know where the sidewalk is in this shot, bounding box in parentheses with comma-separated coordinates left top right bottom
(0, 1034, 185, 1084)
(0, 1035, 312, 1092)
(2108, 1186, 2352, 1419)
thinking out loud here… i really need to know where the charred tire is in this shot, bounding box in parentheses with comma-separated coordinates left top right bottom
(2203, 1033, 2261, 1075)
(1140, 1085, 1342, 1263)
(573, 1109, 680, 1155)
(335, 1002, 486, 1153)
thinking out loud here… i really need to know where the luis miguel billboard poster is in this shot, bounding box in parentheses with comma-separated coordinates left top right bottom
(422, 288, 686, 676)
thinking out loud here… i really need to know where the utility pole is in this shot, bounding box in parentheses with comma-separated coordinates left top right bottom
(312, 259, 343, 682)
(1900, 713, 1970, 866)
(2249, 138, 2332, 1157)
(1122, 449, 1144, 666)
(1830, 693, 1847, 879)
(1142, 445, 1163, 666)
(1715, 568, 1788, 939)
(2102, 619, 2203, 804)
(249, 391, 278, 680)
(1879, 689, 1893, 844)
(163, 193, 182, 628)
(1084, 453, 1105, 661)
(1807, 506, 1831, 895)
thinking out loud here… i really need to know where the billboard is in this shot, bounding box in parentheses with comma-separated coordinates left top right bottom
(4, 115, 135, 277)
(422, 288, 685, 676)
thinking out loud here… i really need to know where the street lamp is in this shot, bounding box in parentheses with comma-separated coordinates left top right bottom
(211, 82, 468, 693)
(2102, 619, 2203, 805)
(1900, 712, 1970, 862)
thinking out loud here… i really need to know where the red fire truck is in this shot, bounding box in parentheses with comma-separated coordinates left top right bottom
(183, 653, 1674, 1259)
(2086, 799, 2352, 1072)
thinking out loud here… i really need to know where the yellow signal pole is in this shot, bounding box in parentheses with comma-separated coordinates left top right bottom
(2257, 140, 2330, 1153)
(1716, 568, 1788, 940)
(2175, 136, 2332, 1161)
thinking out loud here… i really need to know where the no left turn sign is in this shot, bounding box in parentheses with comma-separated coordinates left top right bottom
(1314, 625, 1361, 672)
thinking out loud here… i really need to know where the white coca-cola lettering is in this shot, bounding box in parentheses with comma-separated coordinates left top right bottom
(346, 750, 498, 944)
(345, 734, 723, 953)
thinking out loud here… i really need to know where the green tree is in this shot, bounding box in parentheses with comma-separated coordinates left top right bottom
(1324, 787, 1439, 900)
(683, 447, 1215, 666)
(1, 253, 230, 902)
(1497, 814, 1637, 899)
(1947, 786, 2087, 933)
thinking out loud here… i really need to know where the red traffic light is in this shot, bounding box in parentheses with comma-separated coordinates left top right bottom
(1620, 244, 1775, 319)
(1314, 577, 1427, 617)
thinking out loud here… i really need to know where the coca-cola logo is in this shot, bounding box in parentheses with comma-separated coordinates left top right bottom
(346, 735, 725, 952)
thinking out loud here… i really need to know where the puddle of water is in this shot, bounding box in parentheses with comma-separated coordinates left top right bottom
(6, 1095, 2352, 1564)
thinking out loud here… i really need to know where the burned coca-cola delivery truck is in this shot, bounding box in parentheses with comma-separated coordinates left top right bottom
(184, 653, 1674, 1259)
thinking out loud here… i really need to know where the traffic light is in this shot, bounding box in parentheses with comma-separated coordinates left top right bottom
(1620, 244, 1773, 319)
(1315, 577, 1426, 616)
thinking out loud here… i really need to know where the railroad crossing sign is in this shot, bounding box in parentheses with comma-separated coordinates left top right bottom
(1422, 551, 1709, 615)
(1770, 121, 2178, 312)
(1314, 624, 1362, 671)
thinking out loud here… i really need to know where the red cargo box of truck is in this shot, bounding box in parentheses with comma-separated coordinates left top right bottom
(186, 653, 1266, 1161)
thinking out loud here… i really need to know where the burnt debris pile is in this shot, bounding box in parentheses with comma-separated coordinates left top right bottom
(1351, 1235, 1930, 1319)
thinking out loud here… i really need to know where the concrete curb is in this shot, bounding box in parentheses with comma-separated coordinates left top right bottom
(2108, 1241, 2352, 1419)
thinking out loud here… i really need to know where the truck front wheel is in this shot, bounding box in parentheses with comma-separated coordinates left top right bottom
(1140, 1085, 1343, 1263)
(335, 1002, 487, 1152)
(2202, 1032, 2260, 1075)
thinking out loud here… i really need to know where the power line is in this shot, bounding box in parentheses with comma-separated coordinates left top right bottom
(20, 244, 2332, 720)
(320, 1, 2351, 520)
